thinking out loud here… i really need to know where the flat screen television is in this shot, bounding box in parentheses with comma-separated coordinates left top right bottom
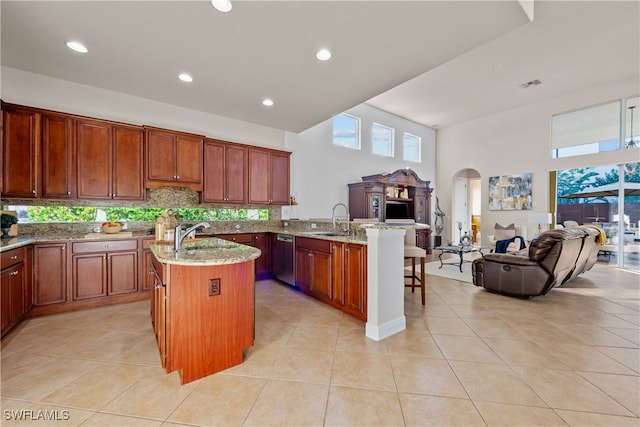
(385, 201, 411, 220)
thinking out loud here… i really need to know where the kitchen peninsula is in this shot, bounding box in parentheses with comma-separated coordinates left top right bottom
(148, 238, 261, 384)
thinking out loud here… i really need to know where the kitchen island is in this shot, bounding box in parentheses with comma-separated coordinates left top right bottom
(148, 238, 261, 384)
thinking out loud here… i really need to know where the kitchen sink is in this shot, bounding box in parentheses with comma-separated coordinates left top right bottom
(299, 231, 343, 236)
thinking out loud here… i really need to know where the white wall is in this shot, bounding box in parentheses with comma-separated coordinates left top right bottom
(436, 76, 639, 244)
(285, 103, 436, 220)
(1, 67, 285, 149)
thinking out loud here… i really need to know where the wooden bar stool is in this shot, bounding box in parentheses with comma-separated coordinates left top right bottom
(387, 219, 426, 305)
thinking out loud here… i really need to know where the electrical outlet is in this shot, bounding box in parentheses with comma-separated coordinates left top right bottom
(208, 278, 220, 296)
(311, 223, 317, 229)
(284, 221, 289, 227)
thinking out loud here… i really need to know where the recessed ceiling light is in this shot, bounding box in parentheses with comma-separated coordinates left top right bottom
(65, 41, 88, 53)
(211, 0, 232, 12)
(262, 98, 274, 107)
(178, 73, 193, 83)
(316, 48, 332, 61)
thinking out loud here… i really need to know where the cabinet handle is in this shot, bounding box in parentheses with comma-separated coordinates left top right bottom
(176, 176, 180, 180)
(10, 255, 17, 260)
(11, 271, 19, 276)
(67, 191, 71, 195)
(104, 244, 110, 249)
(32, 190, 36, 194)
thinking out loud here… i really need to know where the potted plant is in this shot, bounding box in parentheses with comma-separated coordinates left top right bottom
(1, 213, 18, 238)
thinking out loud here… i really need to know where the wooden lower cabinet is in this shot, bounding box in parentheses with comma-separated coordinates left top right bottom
(215, 233, 271, 279)
(1, 246, 32, 337)
(72, 240, 138, 300)
(150, 253, 255, 384)
(33, 243, 68, 307)
(295, 237, 367, 321)
(30, 238, 150, 316)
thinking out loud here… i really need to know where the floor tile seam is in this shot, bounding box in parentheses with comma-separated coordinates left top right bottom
(10, 350, 160, 369)
(554, 408, 640, 424)
(576, 370, 640, 416)
(588, 345, 640, 374)
(35, 361, 145, 414)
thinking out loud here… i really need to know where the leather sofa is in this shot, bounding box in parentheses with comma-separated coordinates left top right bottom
(472, 226, 601, 298)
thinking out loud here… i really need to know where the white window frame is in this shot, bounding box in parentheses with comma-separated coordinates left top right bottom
(332, 113, 361, 150)
(371, 122, 394, 157)
(402, 132, 421, 162)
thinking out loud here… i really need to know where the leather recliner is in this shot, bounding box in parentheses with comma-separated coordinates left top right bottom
(472, 226, 601, 298)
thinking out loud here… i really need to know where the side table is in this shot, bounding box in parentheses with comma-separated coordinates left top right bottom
(436, 245, 485, 272)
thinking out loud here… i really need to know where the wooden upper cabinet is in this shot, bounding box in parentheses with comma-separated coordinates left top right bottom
(203, 139, 247, 204)
(247, 148, 290, 205)
(2, 104, 40, 198)
(77, 118, 144, 200)
(113, 125, 144, 200)
(145, 127, 203, 191)
(42, 112, 75, 199)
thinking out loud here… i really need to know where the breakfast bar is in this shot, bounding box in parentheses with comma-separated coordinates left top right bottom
(148, 238, 261, 384)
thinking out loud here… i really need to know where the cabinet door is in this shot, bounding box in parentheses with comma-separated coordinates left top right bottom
(9, 263, 25, 325)
(331, 242, 344, 305)
(309, 250, 332, 304)
(146, 130, 176, 182)
(2, 105, 39, 198)
(252, 233, 270, 279)
(225, 144, 247, 203)
(270, 152, 290, 205)
(248, 149, 270, 204)
(113, 125, 144, 200)
(142, 248, 154, 292)
(33, 243, 67, 306)
(175, 134, 203, 184)
(294, 247, 312, 293)
(108, 251, 138, 295)
(1, 269, 11, 334)
(41, 112, 75, 198)
(203, 140, 245, 203)
(23, 245, 33, 312)
(343, 243, 367, 321)
(77, 119, 112, 199)
(202, 141, 225, 203)
(0, 263, 25, 336)
(72, 253, 108, 300)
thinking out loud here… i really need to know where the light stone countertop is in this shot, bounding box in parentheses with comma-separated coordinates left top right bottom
(149, 238, 261, 266)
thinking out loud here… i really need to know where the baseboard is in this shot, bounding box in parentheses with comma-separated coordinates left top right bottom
(365, 316, 406, 341)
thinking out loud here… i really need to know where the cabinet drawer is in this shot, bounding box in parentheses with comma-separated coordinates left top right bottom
(1, 247, 26, 268)
(295, 237, 331, 253)
(217, 233, 253, 244)
(73, 239, 138, 253)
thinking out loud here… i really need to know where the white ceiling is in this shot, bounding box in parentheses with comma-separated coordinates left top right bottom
(2, 1, 639, 133)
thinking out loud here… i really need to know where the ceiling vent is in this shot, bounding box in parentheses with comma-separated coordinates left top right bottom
(520, 79, 542, 89)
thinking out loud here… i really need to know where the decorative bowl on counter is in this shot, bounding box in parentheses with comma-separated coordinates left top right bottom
(101, 222, 122, 234)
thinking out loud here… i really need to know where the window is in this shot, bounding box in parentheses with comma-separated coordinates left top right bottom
(551, 97, 640, 158)
(371, 123, 394, 157)
(4, 206, 270, 223)
(402, 132, 421, 162)
(332, 114, 360, 149)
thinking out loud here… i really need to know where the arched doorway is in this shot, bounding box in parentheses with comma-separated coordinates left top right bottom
(452, 168, 481, 245)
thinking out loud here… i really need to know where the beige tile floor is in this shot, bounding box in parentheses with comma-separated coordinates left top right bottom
(1, 262, 639, 426)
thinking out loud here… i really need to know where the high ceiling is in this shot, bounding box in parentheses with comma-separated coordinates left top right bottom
(2, 1, 639, 133)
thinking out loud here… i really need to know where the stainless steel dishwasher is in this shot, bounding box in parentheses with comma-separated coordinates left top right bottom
(274, 234, 295, 286)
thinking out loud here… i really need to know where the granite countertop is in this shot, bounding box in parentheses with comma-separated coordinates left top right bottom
(149, 238, 261, 266)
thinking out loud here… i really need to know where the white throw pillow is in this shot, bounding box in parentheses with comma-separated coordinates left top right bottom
(494, 223, 516, 240)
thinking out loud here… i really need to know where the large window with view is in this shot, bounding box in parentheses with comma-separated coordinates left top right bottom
(551, 96, 639, 158)
(332, 114, 360, 150)
(402, 132, 421, 162)
(4, 206, 270, 223)
(371, 123, 394, 157)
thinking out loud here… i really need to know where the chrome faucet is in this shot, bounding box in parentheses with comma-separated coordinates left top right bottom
(174, 222, 211, 252)
(331, 202, 350, 233)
